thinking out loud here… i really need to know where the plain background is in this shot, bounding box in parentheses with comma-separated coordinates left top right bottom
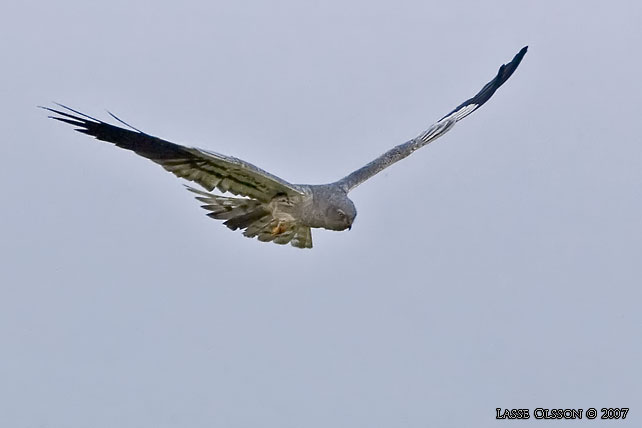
(2, 0, 641, 427)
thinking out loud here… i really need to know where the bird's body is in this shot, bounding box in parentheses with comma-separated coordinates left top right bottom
(44, 46, 527, 248)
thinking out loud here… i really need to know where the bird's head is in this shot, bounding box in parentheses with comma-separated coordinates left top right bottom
(325, 197, 357, 231)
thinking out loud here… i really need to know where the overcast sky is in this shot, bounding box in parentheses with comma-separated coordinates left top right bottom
(2, 0, 641, 427)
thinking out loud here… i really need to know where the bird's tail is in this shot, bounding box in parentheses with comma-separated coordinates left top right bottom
(185, 186, 312, 248)
(185, 185, 268, 229)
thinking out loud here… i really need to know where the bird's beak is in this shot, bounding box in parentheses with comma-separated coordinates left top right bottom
(348, 225, 352, 230)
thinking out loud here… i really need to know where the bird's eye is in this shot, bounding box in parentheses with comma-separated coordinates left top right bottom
(337, 209, 346, 219)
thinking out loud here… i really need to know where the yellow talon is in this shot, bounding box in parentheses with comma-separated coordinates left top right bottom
(271, 223, 287, 235)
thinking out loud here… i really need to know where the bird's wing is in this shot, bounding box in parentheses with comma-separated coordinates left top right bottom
(336, 46, 527, 192)
(43, 104, 306, 202)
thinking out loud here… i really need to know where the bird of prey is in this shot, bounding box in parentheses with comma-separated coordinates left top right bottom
(43, 46, 527, 249)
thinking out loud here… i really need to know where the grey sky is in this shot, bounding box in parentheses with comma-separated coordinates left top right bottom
(2, 0, 641, 427)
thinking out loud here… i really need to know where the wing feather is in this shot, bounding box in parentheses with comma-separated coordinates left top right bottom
(337, 46, 527, 192)
(43, 104, 306, 202)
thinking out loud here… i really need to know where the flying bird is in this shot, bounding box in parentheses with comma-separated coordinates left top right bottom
(43, 46, 527, 248)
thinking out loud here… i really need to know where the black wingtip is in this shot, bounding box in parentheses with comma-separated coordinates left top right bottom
(506, 46, 528, 71)
(41, 103, 103, 125)
(497, 46, 528, 82)
(512, 46, 528, 66)
(107, 110, 143, 133)
(437, 46, 528, 122)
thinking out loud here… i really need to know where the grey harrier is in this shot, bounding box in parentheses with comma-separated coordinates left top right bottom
(43, 46, 527, 248)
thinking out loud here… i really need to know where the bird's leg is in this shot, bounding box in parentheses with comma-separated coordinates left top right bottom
(271, 221, 288, 236)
